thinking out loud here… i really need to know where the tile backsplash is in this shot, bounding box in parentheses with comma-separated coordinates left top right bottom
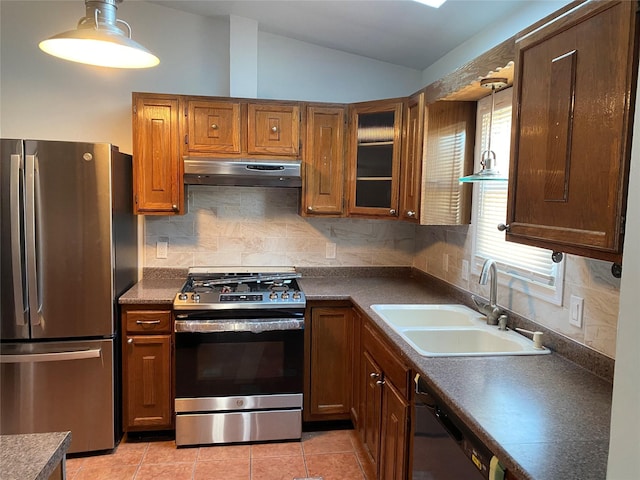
(144, 186, 620, 358)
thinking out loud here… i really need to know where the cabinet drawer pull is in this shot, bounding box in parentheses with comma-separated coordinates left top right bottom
(211, 124, 219, 130)
(369, 372, 380, 379)
(136, 320, 161, 325)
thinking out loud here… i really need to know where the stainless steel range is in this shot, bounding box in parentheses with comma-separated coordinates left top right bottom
(173, 267, 306, 447)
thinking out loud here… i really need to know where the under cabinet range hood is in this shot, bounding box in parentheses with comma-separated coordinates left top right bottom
(184, 158, 302, 187)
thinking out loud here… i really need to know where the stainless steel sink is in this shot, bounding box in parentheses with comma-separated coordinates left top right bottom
(370, 304, 550, 357)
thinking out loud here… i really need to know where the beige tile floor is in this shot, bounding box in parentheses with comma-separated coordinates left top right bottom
(66, 429, 375, 480)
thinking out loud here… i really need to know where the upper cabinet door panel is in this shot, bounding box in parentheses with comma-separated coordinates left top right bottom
(186, 100, 241, 154)
(247, 104, 300, 156)
(399, 92, 424, 222)
(507, 0, 638, 261)
(304, 105, 346, 216)
(132, 94, 182, 215)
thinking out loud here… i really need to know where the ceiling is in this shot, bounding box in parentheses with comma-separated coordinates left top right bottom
(148, 1, 537, 70)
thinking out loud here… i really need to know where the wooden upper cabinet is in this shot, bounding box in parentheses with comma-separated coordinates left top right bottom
(248, 103, 301, 156)
(507, 0, 638, 263)
(185, 99, 241, 155)
(132, 93, 183, 215)
(399, 92, 424, 222)
(348, 99, 403, 218)
(303, 105, 346, 216)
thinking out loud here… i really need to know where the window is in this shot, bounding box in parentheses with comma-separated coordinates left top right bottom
(471, 87, 564, 305)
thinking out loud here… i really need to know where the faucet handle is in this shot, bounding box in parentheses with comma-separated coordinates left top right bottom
(498, 314, 508, 331)
(515, 328, 544, 349)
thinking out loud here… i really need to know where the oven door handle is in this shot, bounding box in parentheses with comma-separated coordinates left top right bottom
(175, 318, 305, 333)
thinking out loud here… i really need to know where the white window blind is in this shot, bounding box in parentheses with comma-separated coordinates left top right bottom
(472, 87, 564, 304)
(422, 105, 469, 224)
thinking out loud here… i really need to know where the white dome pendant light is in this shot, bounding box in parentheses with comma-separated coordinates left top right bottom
(39, 0, 159, 69)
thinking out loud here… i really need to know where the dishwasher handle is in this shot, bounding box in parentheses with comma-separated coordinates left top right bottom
(434, 407, 464, 443)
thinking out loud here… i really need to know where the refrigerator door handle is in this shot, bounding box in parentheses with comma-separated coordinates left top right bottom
(9, 154, 27, 326)
(25, 154, 42, 326)
(0, 348, 102, 364)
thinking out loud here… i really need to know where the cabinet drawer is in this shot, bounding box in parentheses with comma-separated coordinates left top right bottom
(363, 321, 410, 397)
(126, 310, 171, 333)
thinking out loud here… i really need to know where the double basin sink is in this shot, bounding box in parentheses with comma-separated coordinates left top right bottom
(370, 304, 550, 357)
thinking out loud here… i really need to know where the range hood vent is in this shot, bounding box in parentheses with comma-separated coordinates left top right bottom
(184, 158, 301, 187)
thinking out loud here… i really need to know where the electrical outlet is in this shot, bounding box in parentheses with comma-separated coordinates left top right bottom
(156, 241, 168, 259)
(443, 253, 449, 272)
(569, 295, 584, 328)
(462, 260, 470, 281)
(325, 242, 337, 259)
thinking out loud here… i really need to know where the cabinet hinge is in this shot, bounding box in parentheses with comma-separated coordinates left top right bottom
(184, 135, 188, 145)
(134, 194, 138, 205)
(133, 105, 137, 115)
(620, 215, 626, 235)
(184, 106, 188, 117)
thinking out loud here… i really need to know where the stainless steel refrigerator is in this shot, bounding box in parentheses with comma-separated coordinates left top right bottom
(0, 139, 137, 454)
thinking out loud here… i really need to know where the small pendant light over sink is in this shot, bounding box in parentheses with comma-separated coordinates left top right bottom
(39, 0, 159, 69)
(459, 77, 509, 183)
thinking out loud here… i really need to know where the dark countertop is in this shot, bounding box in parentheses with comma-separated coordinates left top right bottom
(119, 278, 185, 304)
(298, 274, 613, 480)
(118, 269, 613, 480)
(0, 432, 71, 480)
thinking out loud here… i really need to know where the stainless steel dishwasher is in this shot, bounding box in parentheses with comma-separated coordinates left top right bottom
(413, 374, 496, 479)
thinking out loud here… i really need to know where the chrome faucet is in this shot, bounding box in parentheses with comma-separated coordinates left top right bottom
(472, 259, 504, 326)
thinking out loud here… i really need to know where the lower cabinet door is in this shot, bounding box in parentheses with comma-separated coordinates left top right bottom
(379, 380, 409, 480)
(124, 335, 172, 430)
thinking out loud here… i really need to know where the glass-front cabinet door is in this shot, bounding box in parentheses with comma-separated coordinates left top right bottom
(347, 100, 403, 217)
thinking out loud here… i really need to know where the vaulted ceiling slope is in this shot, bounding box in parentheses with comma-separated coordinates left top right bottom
(148, 0, 541, 70)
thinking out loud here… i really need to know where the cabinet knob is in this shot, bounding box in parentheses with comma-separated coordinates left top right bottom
(407, 210, 416, 217)
(551, 251, 564, 263)
(307, 206, 313, 212)
(389, 209, 397, 215)
(127, 338, 133, 345)
(369, 372, 380, 379)
(497, 223, 510, 232)
(376, 380, 385, 386)
(211, 124, 219, 130)
(172, 204, 178, 211)
(271, 126, 278, 133)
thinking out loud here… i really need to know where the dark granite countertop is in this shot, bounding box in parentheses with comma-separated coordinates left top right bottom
(0, 432, 71, 480)
(119, 278, 185, 304)
(298, 273, 613, 480)
(118, 268, 613, 479)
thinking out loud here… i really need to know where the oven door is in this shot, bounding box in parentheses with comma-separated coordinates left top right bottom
(175, 327, 304, 401)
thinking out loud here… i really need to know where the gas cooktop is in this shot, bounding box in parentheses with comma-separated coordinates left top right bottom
(173, 267, 306, 310)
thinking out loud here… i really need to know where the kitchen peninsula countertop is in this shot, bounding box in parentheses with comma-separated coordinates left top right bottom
(0, 432, 71, 480)
(119, 269, 613, 480)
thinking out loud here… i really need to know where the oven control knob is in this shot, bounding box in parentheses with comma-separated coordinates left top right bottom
(179, 293, 188, 301)
(269, 292, 278, 300)
(281, 292, 290, 300)
(293, 291, 301, 300)
(192, 293, 200, 302)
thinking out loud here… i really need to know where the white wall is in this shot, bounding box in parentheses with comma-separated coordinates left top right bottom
(0, 0, 229, 153)
(258, 31, 423, 102)
(421, 0, 569, 86)
(607, 68, 640, 480)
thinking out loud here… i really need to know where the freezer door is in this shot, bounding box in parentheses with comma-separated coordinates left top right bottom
(1, 139, 29, 340)
(24, 140, 115, 338)
(0, 339, 116, 454)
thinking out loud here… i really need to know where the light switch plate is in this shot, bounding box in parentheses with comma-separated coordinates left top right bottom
(462, 260, 470, 281)
(569, 295, 584, 328)
(325, 242, 337, 259)
(156, 241, 168, 259)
